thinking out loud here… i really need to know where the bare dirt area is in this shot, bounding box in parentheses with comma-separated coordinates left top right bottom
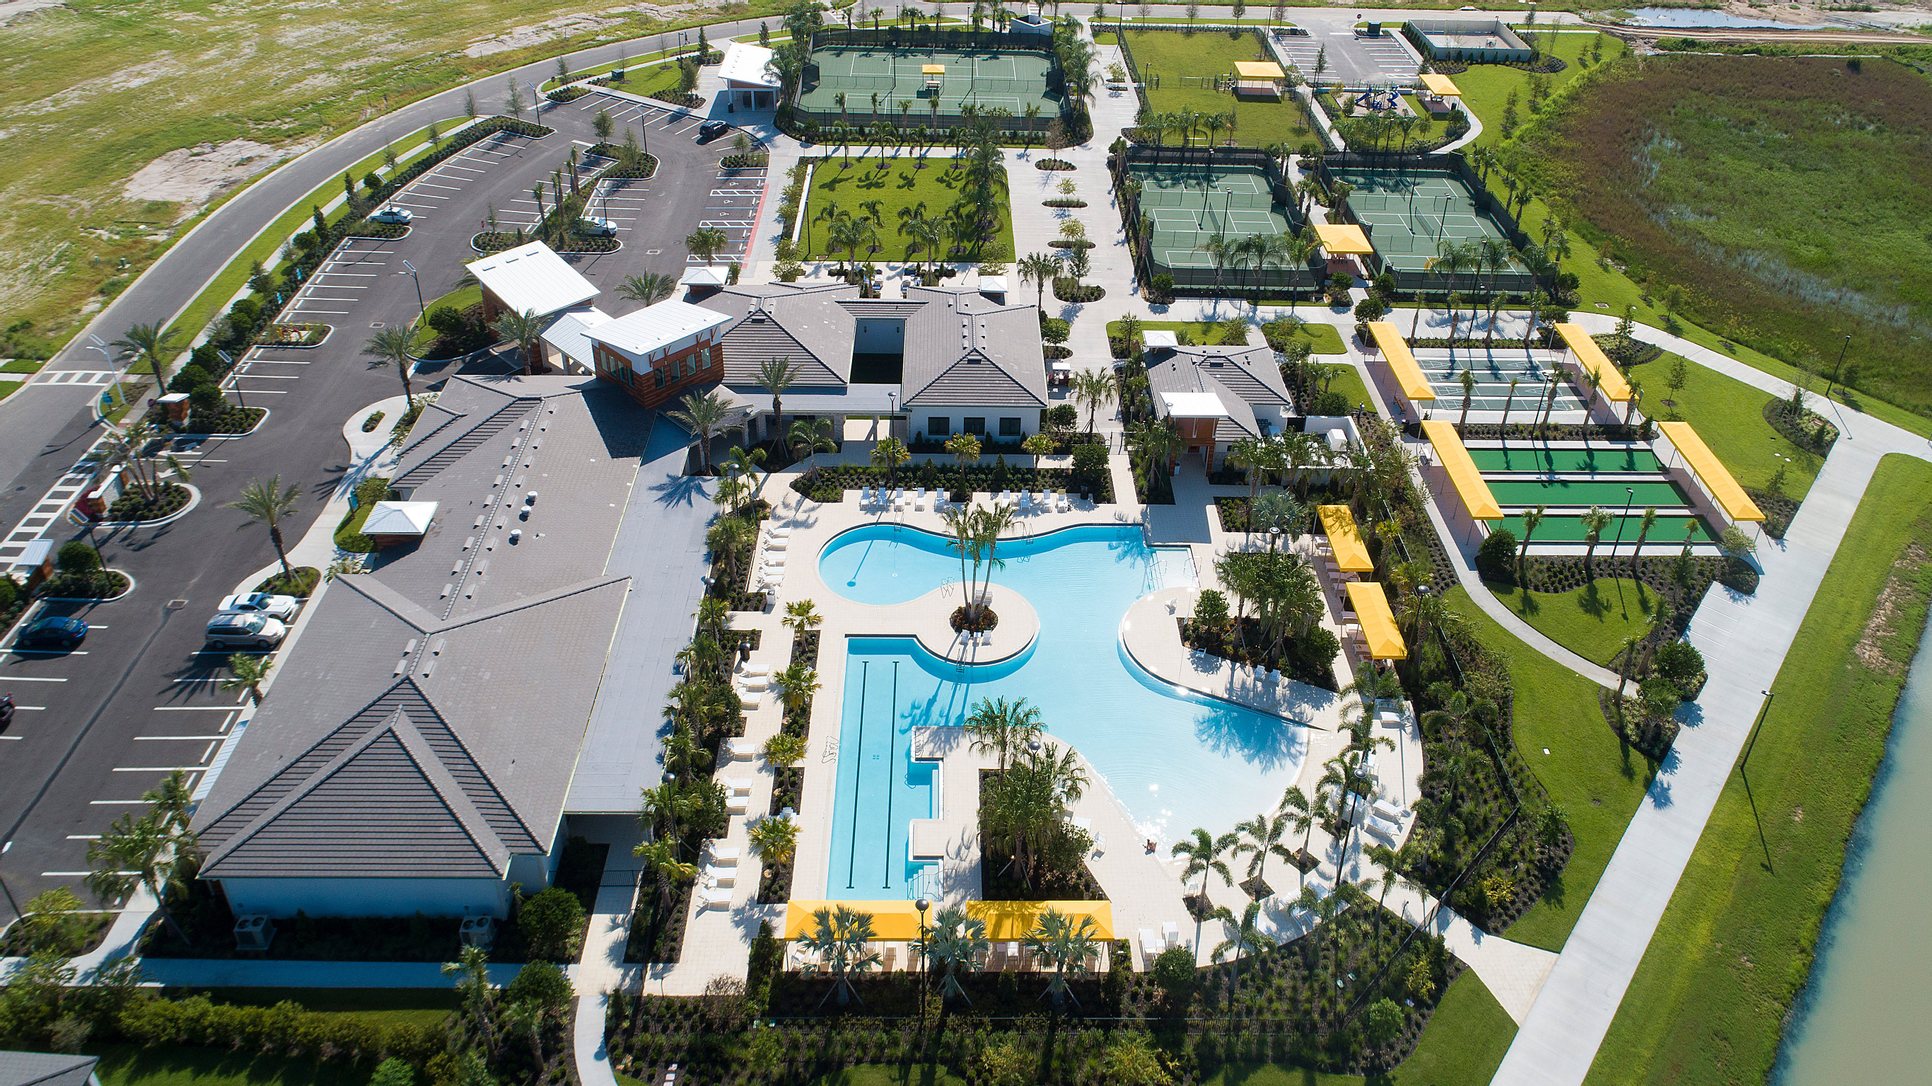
(463, 3, 685, 58)
(0, 0, 65, 27)
(121, 139, 314, 219)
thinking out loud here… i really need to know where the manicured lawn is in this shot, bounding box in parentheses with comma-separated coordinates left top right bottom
(801, 156, 1014, 263)
(1123, 27, 1315, 147)
(1101, 319, 1344, 355)
(1282, 322, 1347, 356)
(1457, 31, 1624, 152)
(1446, 585, 1653, 951)
(1486, 576, 1657, 668)
(90, 1046, 366, 1086)
(0, 380, 20, 401)
(409, 281, 485, 352)
(164, 987, 456, 1029)
(1318, 363, 1375, 414)
(1588, 454, 1932, 1085)
(1627, 350, 1821, 499)
(2, 358, 45, 374)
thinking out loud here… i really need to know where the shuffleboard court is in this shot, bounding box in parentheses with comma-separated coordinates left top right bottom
(1486, 478, 1695, 509)
(1468, 445, 1665, 474)
(1497, 512, 1714, 545)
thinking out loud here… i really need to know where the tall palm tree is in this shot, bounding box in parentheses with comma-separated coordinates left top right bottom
(113, 322, 184, 390)
(1025, 907, 1100, 1007)
(616, 272, 678, 304)
(1457, 367, 1477, 436)
(493, 308, 549, 374)
(1233, 809, 1292, 893)
(920, 906, 990, 1005)
(964, 696, 1044, 772)
(1071, 370, 1113, 436)
(665, 390, 738, 475)
(801, 905, 883, 1007)
(220, 653, 273, 704)
(1500, 377, 1520, 432)
(1518, 503, 1545, 581)
(1580, 505, 1614, 574)
(1277, 785, 1316, 886)
(788, 417, 836, 462)
(362, 326, 416, 403)
(1209, 898, 1266, 1023)
(632, 837, 697, 923)
(227, 474, 303, 581)
(757, 357, 800, 455)
(1630, 506, 1659, 570)
(1172, 827, 1236, 905)
(1018, 252, 1058, 309)
(685, 226, 729, 264)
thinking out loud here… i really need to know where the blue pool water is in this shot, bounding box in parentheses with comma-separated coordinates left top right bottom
(819, 523, 1310, 899)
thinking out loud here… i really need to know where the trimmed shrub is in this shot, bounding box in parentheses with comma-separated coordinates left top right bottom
(1476, 528, 1518, 584)
(56, 541, 103, 576)
(516, 886, 586, 962)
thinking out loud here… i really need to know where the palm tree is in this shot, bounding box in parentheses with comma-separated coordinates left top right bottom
(1500, 377, 1520, 432)
(964, 696, 1044, 772)
(87, 808, 195, 945)
(1277, 785, 1316, 886)
(493, 308, 548, 373)
(1518, 504, 1545, 580)
(1209, 898, 1266, 1020)
(1071, 370, 1113, 436)
(666, 390, 738, 474)
(1631, 505, 1658, 570)
(800, 904, 883, 1007)
(1025, 907, 1100, 1007)
(362, 326, 416, 403)
(774, 662, 819, 717)
(685, 226, 729, 264)
(1456, 367, 1477, 436)
(227, 474, 303, 581)
(1233, 809, 1293, 894)
(220, 653, 273, 704)
(783, 598, 823, 635)
(112, 322, 184, 390)
(1172, 827, 1236, 906)
(757, 357, 800, 455)
(920, 906, 990, 1005)
(1018, 252, 1058, 309)
(869, 434, 910, 484)
(788, 417, 836, 462)
(616, 272, 678, 304)
(632, 836, 698, 920)
(1580, 504, 1614, 574)
(1613, 633, 1643, 704)
(747, 815, 799, 867)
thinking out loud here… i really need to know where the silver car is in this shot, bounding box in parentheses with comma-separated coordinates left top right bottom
(204, 613, 287, 651)
(218, 593, 300, 621)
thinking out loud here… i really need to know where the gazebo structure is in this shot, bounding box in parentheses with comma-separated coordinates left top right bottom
(1314, 222, 1376, 276)
(1417, 72, 1462, 115)
(1233, 60, 1286, 99)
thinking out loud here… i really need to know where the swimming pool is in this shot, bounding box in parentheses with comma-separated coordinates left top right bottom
(818, 523, 1309, 899)
(1469, 444, 1664, 474)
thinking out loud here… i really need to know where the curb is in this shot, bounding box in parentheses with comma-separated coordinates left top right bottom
(39, 568, 139, 605)
(96, 483, 202, 530)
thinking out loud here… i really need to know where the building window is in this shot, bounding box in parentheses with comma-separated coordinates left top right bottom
(928, 416, 951, 437)
(964, 416, 986, 435)
(998, 417, 1022, 437)
(653, 370, 666, 388)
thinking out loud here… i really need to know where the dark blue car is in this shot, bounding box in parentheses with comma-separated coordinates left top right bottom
(15, 616, 87, 651)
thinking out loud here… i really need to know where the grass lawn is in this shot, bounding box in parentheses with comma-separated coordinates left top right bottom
(1486, 576, 1657, 668)
(0, 380, 20, 401)
(409, 282, 485, 352)
(2, 358, 46, 374)
(1100, 319, 1344, 355)
(1446, 585, 1654, 951)
(1627, 350, 1821, 499)
(1588, 453, 1932, 1085)
(1122, 27, 1315, 147)
(1318, 363, 1375, 413)
(90, 1046, 365, 1086)
(163, 987, 456, 1029)
(801, 155, 1014, 263)
(1457, 32, 1625, 152)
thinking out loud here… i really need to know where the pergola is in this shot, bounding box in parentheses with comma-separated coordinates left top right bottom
(1318, 504, 1375, 574)
(1421, 419, 1503, 521)
(1554, 322, 1633, 404)
(1233, 59, 1286, 99)
(1419, 72, 1462, 99)
(1659, 421, 1765, 524)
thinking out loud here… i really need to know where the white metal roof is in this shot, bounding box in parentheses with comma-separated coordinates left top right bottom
(718, 42, 781, 88)
(465, 242, 598, 318)
(586, 298, 732, 357)
(979, 275, 1009, 295)
(362, 501, 438, 537)
(679, 265, 731, 287)
(540, 306, 612, 367)
(1161, 391, 1229, 419)
(1143, 329, 1180, 349)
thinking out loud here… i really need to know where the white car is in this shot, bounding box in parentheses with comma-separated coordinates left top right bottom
(371, 205, 413, 225)
(218, 593, 301, 621)
(578, 216, 618, 237)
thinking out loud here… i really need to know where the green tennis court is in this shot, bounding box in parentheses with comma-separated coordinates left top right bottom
(1469, 445, 1665, 474)
(1487, 478, 1694, 509)
(1497, 512, 1714, 545)
(798, 44, 1060, 121)
(1332, 167, 1522, 276)
(1125, 160, 1293, 272)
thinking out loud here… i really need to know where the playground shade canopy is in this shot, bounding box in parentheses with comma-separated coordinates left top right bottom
(1234, 60, 1285, 79)
(1366, 322, 1436, 401)
(1318, 504, 1375, 573)
(1345, 581, 1408, 660)
(1658, 421, 1766, 523)
(1419, 73, 1462, 98)
(1554, 323, 1633, 403)
(1314, 222, 1375, 256)
(1421, 419, 1503, 520)
(967, 900, 1115, 941)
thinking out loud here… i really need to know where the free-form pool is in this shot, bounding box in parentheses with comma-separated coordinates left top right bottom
(818, 523, 1310, 899)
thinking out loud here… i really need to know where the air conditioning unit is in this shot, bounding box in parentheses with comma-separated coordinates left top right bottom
(233, 914, 276, 952)
(459, 915, 496, 951)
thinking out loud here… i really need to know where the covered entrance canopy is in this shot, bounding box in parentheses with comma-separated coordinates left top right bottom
(1421, 419, 1502, 521)
(1345, 581, 1407, 660)
(1659, 421, 1765, 523)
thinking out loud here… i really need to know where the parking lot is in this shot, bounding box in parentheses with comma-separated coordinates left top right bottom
(1271, 26, 1422, 88)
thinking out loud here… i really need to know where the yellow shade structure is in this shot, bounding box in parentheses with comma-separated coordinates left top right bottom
(1659, 421, 1765, 523)
(1345, 581, 1407, 660)
(1554, 323, 1633, 403)
(1234, 60, 1285, 80)
(1318, 504, 1374, 573)
(967, 900, 1115, 942)
(783, 900, 928, 941)
(921, 63, 946, 75)
(1314, 222, 1376, 256)
(1419, 73, 1462, 98)
(1366, 321, 1435, 402)
(1421, 419, 1503, 520)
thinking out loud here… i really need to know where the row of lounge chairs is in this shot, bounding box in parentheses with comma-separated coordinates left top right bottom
(857, 487, 1078, 514)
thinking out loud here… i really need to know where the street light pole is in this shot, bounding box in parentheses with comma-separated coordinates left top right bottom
(1739, 690, 1776, 773)
(1610, 485, 1634, 563)
(914, 896, 931, 1029)
(1824, 333, 1851, 401)
(400, 260, 428, 329)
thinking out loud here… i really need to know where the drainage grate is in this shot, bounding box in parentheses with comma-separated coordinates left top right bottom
(370, 321, 385, 329)
(167, 599, 188, 610)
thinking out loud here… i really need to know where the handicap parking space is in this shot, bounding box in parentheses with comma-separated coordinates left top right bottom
(1272, 26, 1421, 87)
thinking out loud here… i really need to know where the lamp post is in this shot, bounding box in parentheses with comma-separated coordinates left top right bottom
(915, 896, 931, 1028)
(1825, 333, 1851, 401)
(400, 259, 428, 330)
(1609, 485, 1634, 563)
(1269, 525, 1282, 553)
(1740, 690, 1775, 773)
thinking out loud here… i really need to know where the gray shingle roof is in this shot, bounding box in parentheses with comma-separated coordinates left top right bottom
(900, 287, 1047, 409)
(702, 283, 860, 388)
(0, 1052, 98, 1086)
(1147, 345, 1292, 442)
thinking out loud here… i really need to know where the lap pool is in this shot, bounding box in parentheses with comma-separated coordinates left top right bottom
(817, 523, 1309, 899)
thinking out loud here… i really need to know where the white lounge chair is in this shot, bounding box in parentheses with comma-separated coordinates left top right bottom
(1056, 489, 1070, 511)
(1018, 491, 1034, 511)
(722, 776, 754, 795)
(726, 792, 750, 814)
(768, 526, 792, 537)
(1139, 928, 1164, 964)
(765, 537, 789, 550)
(1364, 814, 1401, 843)
(738, 674, 768, 691)
(1371, 798, 1405, 823)
(703, 864, 737, 887)
(700, 886, 733, 909)
(859, 486, 874, 506)
(1035, 490, 1050, 508)
(912, 487, 926, 509)
(739, 662, 771, 677)
(1161, 921, 1183, 949)
(707, 844, 741, 863)
(995, 489, 1014, 507)
(725, 736, 758, 760)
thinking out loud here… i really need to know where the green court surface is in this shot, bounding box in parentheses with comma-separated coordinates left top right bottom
(798, 45, 1058, 121)
(1469, 445, 1665, 474)
(1125, 160, 1292, 271)
(1487, 478, 1693, 509)
(1499, 512, 1713, 545)
(1333, 168, 1521, 275)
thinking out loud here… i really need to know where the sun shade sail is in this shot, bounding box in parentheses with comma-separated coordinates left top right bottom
(1314, 222, 1375, 256)
(1658, 421, 1765, 523)
(1366, 322, 1435, 402)
(1234, 60, 1286, 80)
(1421, 419, 1503, 520)
(783, 900, 928, 941)
(1420, 73, 1462, 98)
(968, 900, 1115, 941)
(1554, 323, 1633, 403)
(1318, 504, 1374, 573)
(1345, 581, 1407, 660)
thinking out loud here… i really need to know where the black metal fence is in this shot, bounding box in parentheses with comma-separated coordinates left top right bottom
(1314, 150, 1539, 295)
(1114, 144, 1323, 298)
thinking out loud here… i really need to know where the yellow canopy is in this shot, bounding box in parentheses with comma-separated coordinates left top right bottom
(783, 900, 928, 941)
(1659, 421, 1765, 523)
(1554, 323, 1633, 403)
(1234, 60, 1285, 80)
(1318, 504, 1374, 573)
(1421, 419, 1503, 520)
(1419, 73, 1462, 98)
(1345, 581, 1407, 660)
(921, 63, 946, 75)
(967, 900, 1115, 942)
(1314, 222, 1375, 256)
(1366, 321, 1435, 402)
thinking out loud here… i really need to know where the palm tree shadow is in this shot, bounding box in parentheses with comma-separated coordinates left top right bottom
(1577, 581, 1610, 620)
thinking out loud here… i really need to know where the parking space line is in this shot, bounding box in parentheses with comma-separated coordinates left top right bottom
(113, 766, 204, 773)
(136, 734, 229, 740)
(89, 800, 148, 805)
(65, 835, 101, 841)
(0, 677, 68, 683)
(154, 702, 246, 708)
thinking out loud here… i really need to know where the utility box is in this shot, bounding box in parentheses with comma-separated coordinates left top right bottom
(157, 392, 191, 425)
(233, 914, 276, 952)
(459, 915, 496, 951)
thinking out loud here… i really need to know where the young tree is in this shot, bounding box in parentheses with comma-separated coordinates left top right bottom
(800, 904, 883, 1007)
(1172, 826, 1236, 906)
(518, 885, 587, 962)
(616, 271, 678, 304)
(492, 308, 548, 374)
(748, 815, 799, 866)
(593, 108, 615, 143)
(220, 653, 274, 704)
(757, 357, 800, 456)
(918, 905, 990, 1005)
(666, 390, 740, 475)
(362, 326, 416, 403)
(1071, 369, 1114, 435)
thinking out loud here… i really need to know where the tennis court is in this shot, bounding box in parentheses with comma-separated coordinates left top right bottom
(1332, 167, 1524, 279)
(1126, 160, 1293, 272)
(798, 44, 1061, 122)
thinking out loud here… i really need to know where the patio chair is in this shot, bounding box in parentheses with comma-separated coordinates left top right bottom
(1364, 814, 1401, 843)
(1056, 489, 1070, 511)
(882, 945, 899, 972)
(1139, 928, 1164, 965)
(703, 864, 736, 887)
(722, 776, 754, 795)
(707, 844, 742, 863)
(1161, 921, 1183, 949)
(1018, 491, 1034, 511)
(765, 537, 788, 550)
(726, 792, 751, 814)
(700, 886, 733, 910)
(725, 736, 758, 761)
(859, 486, 874, 507)
(1371, 797, 1405, 823)
(768, 526, 792, 537)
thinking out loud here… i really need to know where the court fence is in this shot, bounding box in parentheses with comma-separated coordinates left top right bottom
(1313, 150, 1538, 295)
(1113, 144, 1322, 299)
(782, 28, 1070, 137)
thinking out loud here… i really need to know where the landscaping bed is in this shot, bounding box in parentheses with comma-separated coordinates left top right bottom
(1180, 615, 1339, 692)
(1052, 277, 1103, 302)
(791, 461, 1112, 505)
(42, 568, 131, 600)
(254, 566, 322, 597)
(178, 404, 267, 435)
(105, 482, 191, 523)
